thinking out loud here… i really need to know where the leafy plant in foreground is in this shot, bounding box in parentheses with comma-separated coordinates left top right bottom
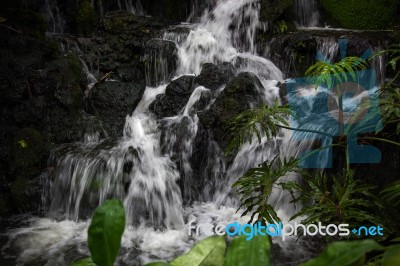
(144, 234, 271, 266)
(232, 156, 298, 224)
(71, 199, 126, 266)
(225, 102, 290, 155)
(281, 170, 383, 227)
(305, 56, 369, 90)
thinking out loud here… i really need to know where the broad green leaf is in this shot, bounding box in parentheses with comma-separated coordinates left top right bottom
(70, 257, 97, 266)
(382, 245, 400, 266)
(144, 262, 170, 266)
(88, 200, 126, 266)
(0, 17, 6, 23)
(224, 235, 271, 266)
(301, 240, 384, 266)
(170, 236, 226, 266)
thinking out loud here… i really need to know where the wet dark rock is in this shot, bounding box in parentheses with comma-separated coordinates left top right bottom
(260, 0, 294, 23)
(150, 75, 197, 118)
(88, 81, 146, 136)
(196, 62, 236, 90)
(143, 39, 178, 86)
(198, 72, 265, 150)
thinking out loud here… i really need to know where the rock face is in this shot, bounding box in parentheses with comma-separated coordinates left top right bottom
(0, 29, 86, 214)
(196, 62, 236, 90)
(198, 72, 265, 150)
(143, 39, 178, 86)
(150, 75, 197, 118)
(88, 81, 146, 136)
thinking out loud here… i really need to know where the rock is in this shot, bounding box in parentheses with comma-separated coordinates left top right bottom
(88, 81, 146, 136)
(143, 39, 178, 86)
(260, 0, 294, 23)
(150, 75, 197, 118)
(75, 0, 98, 36)
(198, 72, 265, 149)
(196, 62, 236, 90)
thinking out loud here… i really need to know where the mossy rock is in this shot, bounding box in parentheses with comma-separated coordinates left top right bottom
(75, 0, 97, 36)
(12, 128, 48, 179)
(321, 0, 399, 30)
(260, 0, 294, 23)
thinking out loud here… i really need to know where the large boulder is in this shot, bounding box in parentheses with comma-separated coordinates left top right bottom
(196, 62, 236, 90)
(88, 81, 146, 136)
(150, 75, 197, 118)
(198, 72, 265, 149)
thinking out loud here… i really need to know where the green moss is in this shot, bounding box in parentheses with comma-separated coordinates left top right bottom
(321, 0, 399, 30)
(75, 0, 97, 36)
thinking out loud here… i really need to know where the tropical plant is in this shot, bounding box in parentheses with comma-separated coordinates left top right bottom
(281, 170, 384, 227)
(71, 199, 126, 266)
(273, 20, 288, 34)
(144, 234, 271, 266)
(381, 180, 400, 207)
(225, 102, 290, 155)
(305, 56, 369, 90)
(232, 156, 298, 224)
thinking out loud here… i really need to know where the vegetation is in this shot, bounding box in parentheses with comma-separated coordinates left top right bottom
(224, 42, 400, 265)
(71, 200, 126, 266)
(321, 0, 398, 30)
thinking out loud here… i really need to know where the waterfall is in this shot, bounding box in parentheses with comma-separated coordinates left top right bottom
(4, 0, 318, 265)
(295, 0, 320, 28)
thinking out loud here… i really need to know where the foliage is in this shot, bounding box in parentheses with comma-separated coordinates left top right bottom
(224, 234, 271, 266)
(17, 139, 27, 148)
(225, 103, 290, 155)
(0, 17, 6, 23)
(232, 156, 298, 224)
(372, 44, 400, 134)
(381, 180, 400, 207)
(144, 234, 271, 266)
(273, 20, 288, 34)
(321, 0, 398, 30)
(301, 239, 384, 266)
(305, 56, 368, 90)
(281, 170, 383, 226)
(70, 199, 126, 266)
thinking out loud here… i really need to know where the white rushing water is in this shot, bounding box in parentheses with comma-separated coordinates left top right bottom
(3, 0, 353, 265)
(294, 0, 320, 28)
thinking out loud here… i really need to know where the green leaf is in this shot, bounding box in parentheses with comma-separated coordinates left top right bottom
(70, 258, 97, 266)
(224, 235, 271, 266)
(301, 239, 384, 266)
(88, 200, 126, 266)
(170, 236, 226, 266)
(383, 245, 400, 266)
(17, 140, 28, 149)
(0, 17, 6, 23)
(144, 262, 170, 266)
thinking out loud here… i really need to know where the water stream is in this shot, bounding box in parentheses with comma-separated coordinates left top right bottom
(1, 0, 382, 265)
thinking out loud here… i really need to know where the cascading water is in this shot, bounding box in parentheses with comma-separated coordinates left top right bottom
(3, 0, 331, 265)
(295, 0, 320, 28)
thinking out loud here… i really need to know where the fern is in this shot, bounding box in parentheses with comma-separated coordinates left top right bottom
(305, 56, 369, 90)
(225, 102, 290, 155)
(381, 180, 400, 207)
(281, 170, 384, 227)
(232, 156, 298, 224)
